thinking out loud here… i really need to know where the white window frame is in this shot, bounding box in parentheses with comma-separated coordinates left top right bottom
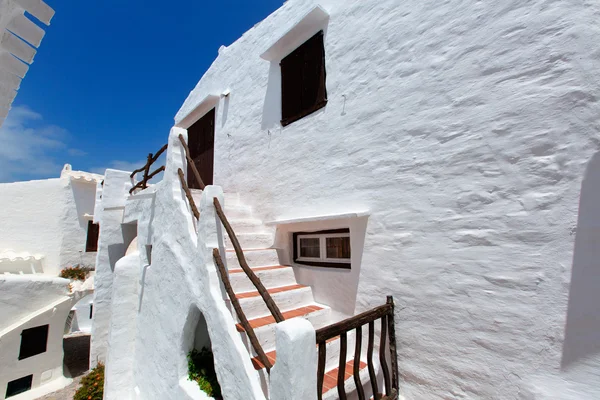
(296, 232, 351, 264)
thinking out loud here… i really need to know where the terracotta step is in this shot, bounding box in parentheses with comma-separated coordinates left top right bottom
(236, 284, 314, 319)
(236, 305, 325, 332)
(322, 359, 368, 395)
(235, 284, 306, 299)
(236, 304, 331, 352)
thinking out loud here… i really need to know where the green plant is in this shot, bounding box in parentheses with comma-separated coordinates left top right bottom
(187, 348, 222, 399)
(60, 265, 90, 281)
(73, 363, 104, 400)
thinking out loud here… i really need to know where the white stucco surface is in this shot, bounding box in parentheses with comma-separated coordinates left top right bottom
(0, 275, 89, 400)
(96, 130, 266, 399)
(171, 0, 600, 398)
(269, 318, 317, 400)
(0, 167, 101, 276)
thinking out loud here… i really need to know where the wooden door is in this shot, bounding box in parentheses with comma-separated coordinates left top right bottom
(187, 108, 215, 188)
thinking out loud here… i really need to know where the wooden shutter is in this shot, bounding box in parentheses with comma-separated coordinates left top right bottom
(281, 49, 304, 124)
(85, 221, 99, 252)
(281, 30, 327, 126)
(301, 31, 327, 113)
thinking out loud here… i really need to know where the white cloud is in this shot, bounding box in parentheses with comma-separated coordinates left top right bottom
(0, 106, 68, 182)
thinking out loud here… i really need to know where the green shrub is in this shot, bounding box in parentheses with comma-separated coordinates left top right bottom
(60, 265, 90, 281)
(73, 363, 104, 400)
(187, 348, 222, 399)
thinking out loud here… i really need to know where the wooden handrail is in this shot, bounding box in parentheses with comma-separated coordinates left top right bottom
(129, 166, 166, 193)
(212, 249, 272, 372)
(315, 297, 398, 400)
(130, 143, 168, 178)
(129, 143, 168, 194)
(177, 168, 200, 219)
(212, 197, 284, 323)
(178, 134, 205, 190)
(315, 303, 391, 343)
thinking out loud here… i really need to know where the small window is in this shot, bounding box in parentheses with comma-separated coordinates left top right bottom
(293, 229, 350, 269)
(89, 304, 93, 319)
(18, 325, 49, 360)
(6, 375, 33, 398)
(85, 221, 100, 252)
(280, 30, 327, 126)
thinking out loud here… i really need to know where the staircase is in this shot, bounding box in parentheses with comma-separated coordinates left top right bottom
(194, 191, 373, 398)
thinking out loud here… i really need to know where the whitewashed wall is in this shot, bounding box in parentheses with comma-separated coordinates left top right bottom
(0, 179, 66, 276)
(0, 170, 100, 276)
(175, 0, 600, 398)
(0, 276, 73, 400)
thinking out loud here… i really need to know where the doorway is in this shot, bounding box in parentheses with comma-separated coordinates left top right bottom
(187, 108, 215, 188)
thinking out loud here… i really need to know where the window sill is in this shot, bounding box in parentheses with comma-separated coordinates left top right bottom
(294, 260, 351, 269)
(281, 99, 327, 127)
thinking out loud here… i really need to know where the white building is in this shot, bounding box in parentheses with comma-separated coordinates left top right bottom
(0, 166, 100, 399)
(94, 0, 600, 399)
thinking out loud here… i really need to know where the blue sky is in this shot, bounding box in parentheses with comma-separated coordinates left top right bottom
(0, 0, 284, 182)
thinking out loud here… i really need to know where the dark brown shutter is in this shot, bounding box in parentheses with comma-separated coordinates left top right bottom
(281, 49, 304, 123)
(280, 30, 327, 126)
(85, 221, 99, 252)
(301, 31, 327, 112)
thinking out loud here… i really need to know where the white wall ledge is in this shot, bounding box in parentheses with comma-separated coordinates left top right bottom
(176, 93, 220, 129)
(265, 211, 369, 226)
(260, 5, 330, 61)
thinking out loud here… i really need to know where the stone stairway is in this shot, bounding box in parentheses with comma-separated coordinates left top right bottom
(220, 193, 373, 398)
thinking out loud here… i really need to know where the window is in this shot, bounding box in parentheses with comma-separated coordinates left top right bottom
(18, 325, 49, 360)
(85, 221, 99, 252)
(280, 30, 327, 126)
(293, 229, 350, 269)
(5, 375, 33, 398)
(89, 304, 93, 319)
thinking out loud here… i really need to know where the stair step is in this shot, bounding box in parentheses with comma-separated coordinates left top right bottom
(236, 284, 306, 299)
(230, 265, 296, 293)
(226, 248, 280, 269)
(237, 285, 314, 319)
(227, 218, 267, 234)
(237, 305, 331, 350)
(224, 204, 253, 219)
(229, 265, 288, 274)
(224, 232, 273, 249)
(322, 359, 368, 396)
(236, 305, 324, 332)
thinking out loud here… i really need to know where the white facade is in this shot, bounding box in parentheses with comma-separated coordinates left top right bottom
(0, 275, 92, 400)
(96, 0, 600, 399)
(0, 166, 100, 399)
(0, 165, 102, 276)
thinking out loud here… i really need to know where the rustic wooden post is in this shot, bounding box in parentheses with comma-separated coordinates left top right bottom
(387, 296, 399, 392)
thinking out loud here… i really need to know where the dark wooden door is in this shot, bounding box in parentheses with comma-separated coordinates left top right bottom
(187, 108, 215, 188)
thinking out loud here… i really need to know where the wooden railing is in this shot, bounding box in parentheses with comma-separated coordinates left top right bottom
(316, 296, 399, 400)
(212, 249, 273, 372)
(176, 134, 284, 372)
(129, 143, 168, 194)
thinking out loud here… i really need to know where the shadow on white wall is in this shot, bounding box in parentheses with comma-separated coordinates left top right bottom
(562, 151, 600, 368)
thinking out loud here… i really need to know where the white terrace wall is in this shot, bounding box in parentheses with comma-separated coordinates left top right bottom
(174, 0, 600, 398)
(0, 169, 100, 276)
(0, 276, 74, 400)
(96, 129, 265, 400)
